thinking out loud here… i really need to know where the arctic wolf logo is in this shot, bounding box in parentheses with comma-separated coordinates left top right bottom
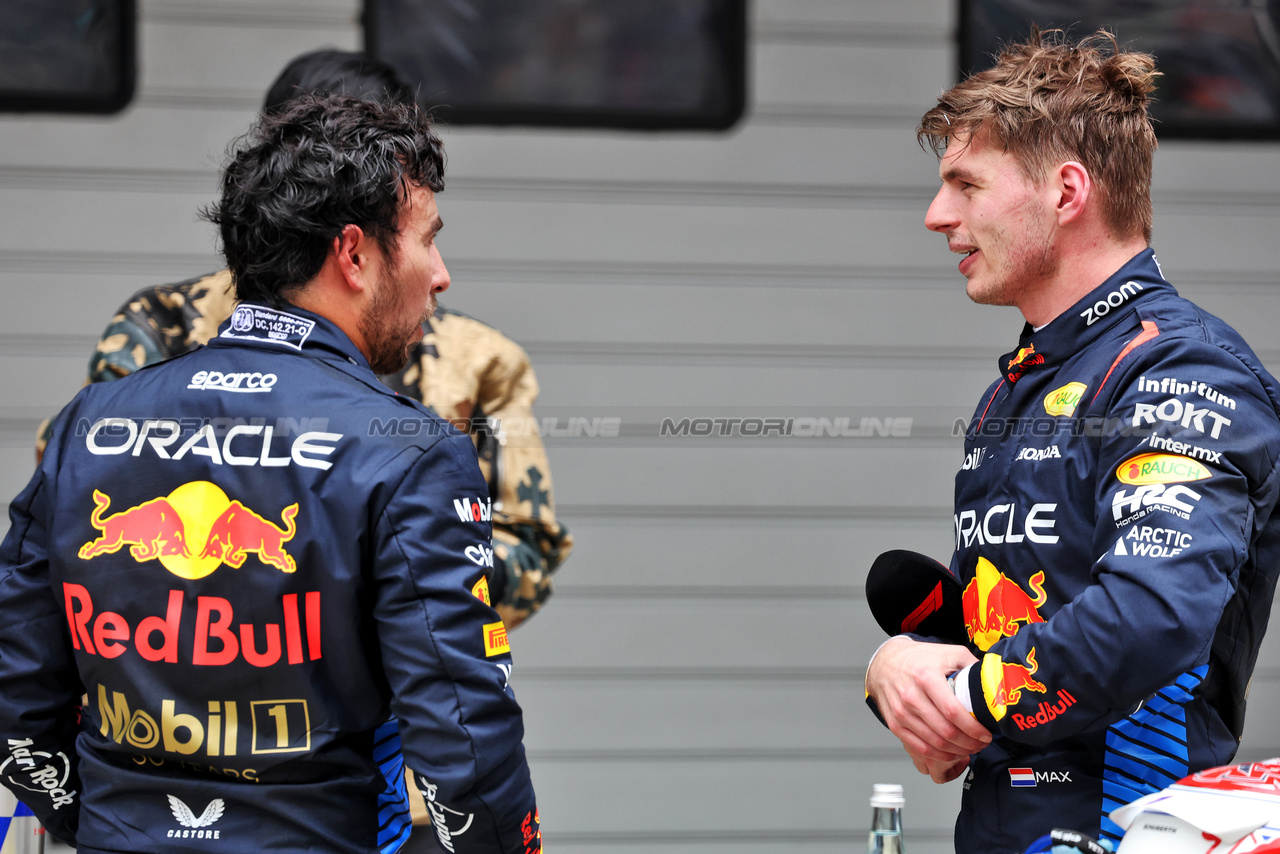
(168, 794, 225, 828)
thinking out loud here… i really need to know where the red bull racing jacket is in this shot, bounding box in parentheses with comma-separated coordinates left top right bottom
(0, 304, 540, 853)
(948, 250, 1280, 853)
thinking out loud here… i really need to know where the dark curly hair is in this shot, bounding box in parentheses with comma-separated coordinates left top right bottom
(203, 94, 445, 306)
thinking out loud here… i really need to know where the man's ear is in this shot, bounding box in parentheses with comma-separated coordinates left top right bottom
(332, 223, 375, 293)
(1055, 161, 1091, 226)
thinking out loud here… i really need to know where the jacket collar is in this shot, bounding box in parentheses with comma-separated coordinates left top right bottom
(998, 248, 1177, 384)
(210, 302, 372, 370)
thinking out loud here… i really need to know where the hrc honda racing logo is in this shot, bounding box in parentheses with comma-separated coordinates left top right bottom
(1112, 484, 1202, 525)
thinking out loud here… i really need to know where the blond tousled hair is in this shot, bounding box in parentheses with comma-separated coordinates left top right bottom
(919, 28, 1161, 243)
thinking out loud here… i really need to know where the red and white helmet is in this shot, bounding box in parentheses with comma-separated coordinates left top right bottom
(1113, 759, 1280, 853)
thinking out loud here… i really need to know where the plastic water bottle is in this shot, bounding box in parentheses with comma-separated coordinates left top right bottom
(867, 782, 905, 854)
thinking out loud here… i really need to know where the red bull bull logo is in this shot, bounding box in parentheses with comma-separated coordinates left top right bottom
(981, 647, 1049, 721)
(1005, 343, 1046, 383)
(1008, 345, 1036, 370)
(962, 557, 1047, 650)
(81, 482, 297, 579)
(79, 491, 191, 563)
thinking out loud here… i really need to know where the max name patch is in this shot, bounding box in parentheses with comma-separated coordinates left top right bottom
(221, 305, 315, 351)
(483, 621, 510, 657)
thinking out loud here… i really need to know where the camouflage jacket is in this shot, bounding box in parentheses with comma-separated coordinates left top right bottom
(39, 271, 571, 629)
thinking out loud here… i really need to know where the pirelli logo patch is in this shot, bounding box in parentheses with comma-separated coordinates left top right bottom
(483, 621, 510, 657)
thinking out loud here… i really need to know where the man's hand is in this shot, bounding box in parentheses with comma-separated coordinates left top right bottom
(904, 743, 969, 784)
(865, 636, 990, 760)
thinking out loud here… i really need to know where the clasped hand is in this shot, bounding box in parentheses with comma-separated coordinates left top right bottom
(865, 636, 992, 782)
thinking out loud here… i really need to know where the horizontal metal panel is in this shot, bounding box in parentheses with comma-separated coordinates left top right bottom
(0, 272, 209, 339)
(526, 360, 1000, 408)
(528, 755, 963, 836)
(0, 267, 1007, 347)
(507, 592, 1280, 677)
(508, 597, 927, 671)
(0, 346, 1000, 410)
(2, 113, 1276, 206)
(544, 444, 964, 509)
(0, 188, 217, 255)
(517, 679, 899, 753)
(144, 0, 357, 28)
(139, 20, 357, 96)
(1156, 141, 1280, 197)
(519, 668, 1280, 756)
(0, 107, 254, 173)
(753, 42, 951, 115)
(552, 515, 953, 589)
(5, 188, 1278, 289)
(3, 258, 1274, 359)
(754, 0, 955, 32)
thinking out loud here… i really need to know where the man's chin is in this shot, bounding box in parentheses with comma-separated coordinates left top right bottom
(966, 279, 1016, 308)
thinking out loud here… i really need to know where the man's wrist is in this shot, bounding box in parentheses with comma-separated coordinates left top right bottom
(950, 663, 975, 714)
(865, 634, 909, 695)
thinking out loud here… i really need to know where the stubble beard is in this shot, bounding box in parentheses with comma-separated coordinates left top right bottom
(361, 271, 436, 375)
(965, 214, 1058, 310)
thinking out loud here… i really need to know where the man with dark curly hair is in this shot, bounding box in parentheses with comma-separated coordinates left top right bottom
(0, 94, 541, 854)
(38, 49, 573, 633)
(865, 29, 1280, 852)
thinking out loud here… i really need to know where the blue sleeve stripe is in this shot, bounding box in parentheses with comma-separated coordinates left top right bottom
(1101, 672, 1199, 848)
(1106, 727, 1188, 777)
(1128, 709, 1190, 741)
(378, 817, 413, 854)
(374, 717, 413, 853)
(1109, 718, 1190, 760)
(1104, 751, 1182, 792)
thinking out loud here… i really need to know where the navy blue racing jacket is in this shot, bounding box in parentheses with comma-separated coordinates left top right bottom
(950, 250, 1280, 853)
(0, 304, 540, 853)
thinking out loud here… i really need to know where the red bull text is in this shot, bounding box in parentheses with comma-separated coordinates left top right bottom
(1010, 689, 1078, 732)
(64, 586, 321, 667)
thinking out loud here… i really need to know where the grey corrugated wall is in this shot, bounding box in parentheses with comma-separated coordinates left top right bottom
(1, 1, 1278, 851)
